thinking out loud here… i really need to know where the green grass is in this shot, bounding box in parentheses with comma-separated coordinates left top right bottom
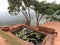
(0, 30, 24, 45)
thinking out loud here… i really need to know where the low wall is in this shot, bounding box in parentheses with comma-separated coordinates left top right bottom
(0, 24, 57, 45)
(0, 24, 56, 35)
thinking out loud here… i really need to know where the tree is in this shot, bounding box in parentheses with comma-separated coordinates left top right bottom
(44, 2, 60, 22)
(8, 0, 60, 26)
(33, 1, 60, 26)
(8, 0, 36, 25)
(33, 1, 47, 26)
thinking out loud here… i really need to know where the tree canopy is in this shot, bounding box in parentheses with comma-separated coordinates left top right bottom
(8, 0, 60, 26)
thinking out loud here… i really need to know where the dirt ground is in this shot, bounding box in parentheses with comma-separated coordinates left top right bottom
(0, 36, 7, 45)
(42, 22, 60, 45)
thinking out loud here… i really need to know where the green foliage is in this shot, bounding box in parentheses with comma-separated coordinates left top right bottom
(8, 0, 60, 26)
(34, 1, 60, 15)
(8, 0, 22, 15)
(34, 1, 46, 14)
(13, 28, 46, 45)
(8, 0, 36, 15)
(22, 0, 35, 7)
(56, 11, 60, 15)
(45, 9, 55, 15)
(33, 1, 60, 23)
(52, 16, 60, 21)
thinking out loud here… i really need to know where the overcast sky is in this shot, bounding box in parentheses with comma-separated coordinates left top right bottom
(0, 0, 60, 12)
(38, 0, 60, 4)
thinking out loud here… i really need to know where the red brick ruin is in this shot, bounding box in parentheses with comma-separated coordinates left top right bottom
(0, 24, 57, 45)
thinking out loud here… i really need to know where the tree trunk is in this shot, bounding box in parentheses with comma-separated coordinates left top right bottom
(25, 20, 30, 26)
(28, 7, 31, 24)
(36, 18, 39, 27)
(36, 14, 43, 27)
(36, 12, 39, 27)
(20, 10, 30, 26)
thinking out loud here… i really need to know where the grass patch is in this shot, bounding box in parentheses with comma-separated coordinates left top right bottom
(0, 30, 24, 45)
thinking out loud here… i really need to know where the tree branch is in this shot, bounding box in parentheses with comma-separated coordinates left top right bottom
(28, 7, 31, 23)
(39, 14, 43, 22)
